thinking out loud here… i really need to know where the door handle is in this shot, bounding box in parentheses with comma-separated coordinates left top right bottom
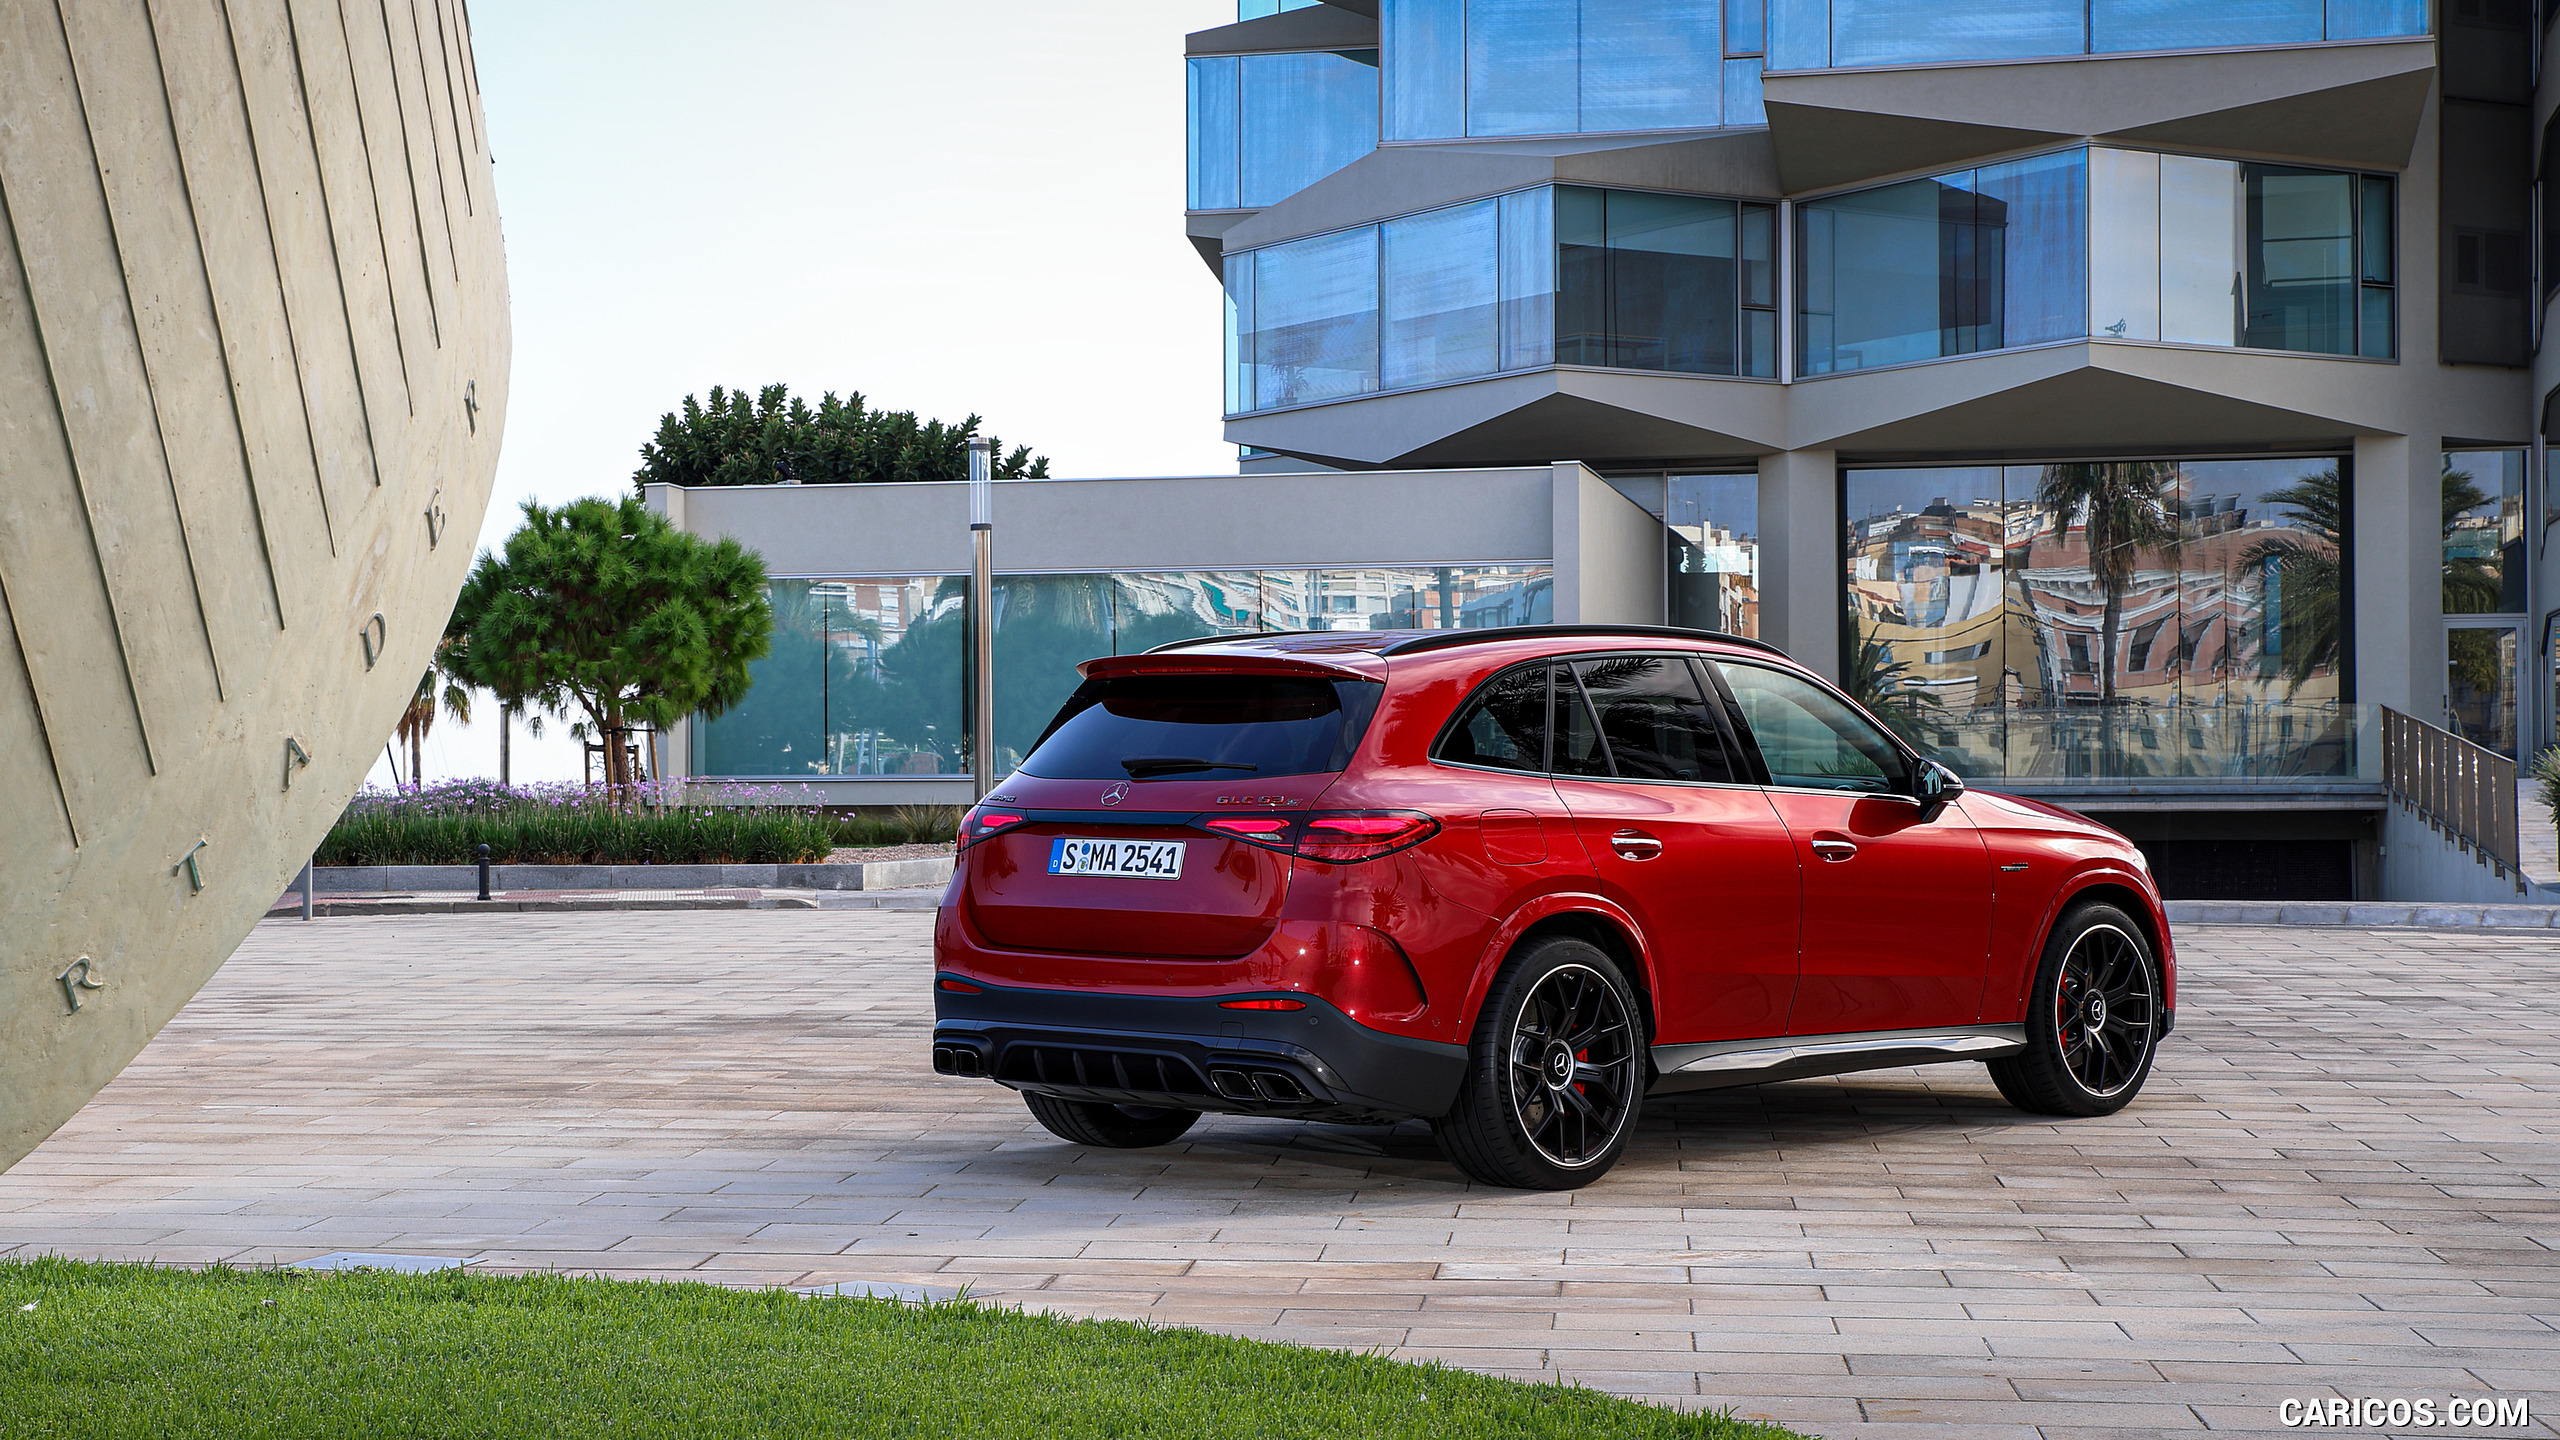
(1811, 837, 1858, 863)
(1609, 829, 1664, 861)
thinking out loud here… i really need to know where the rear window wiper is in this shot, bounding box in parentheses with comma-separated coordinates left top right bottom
(1120, 756, 1260, 778)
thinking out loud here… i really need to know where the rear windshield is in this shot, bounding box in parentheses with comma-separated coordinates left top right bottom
(1022, 673, 1385, 782)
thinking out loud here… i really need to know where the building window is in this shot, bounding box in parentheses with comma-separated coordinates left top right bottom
(2090, 152, 2395, 358)
(1840, 457, 2351, 782)
(1384, 0, 1769, 142)
(1767, 0, 2428, 71)
(1229, 186, 1769, 413)
(692, 566, 1554, 780)
(1667, 474, 1761, 636)
(2445, 448, 2529, 615)
(1560, 189, 1778, 376)
(1188, 49, 1380, 211)
(1239, 0, 1325, 17)
(1798, 150, 2086, 374)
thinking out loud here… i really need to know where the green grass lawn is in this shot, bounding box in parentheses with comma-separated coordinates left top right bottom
(0, 1259, 1805, 1439)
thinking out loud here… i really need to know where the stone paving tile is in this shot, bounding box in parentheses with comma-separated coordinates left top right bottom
(2, 912, 2556, 1440)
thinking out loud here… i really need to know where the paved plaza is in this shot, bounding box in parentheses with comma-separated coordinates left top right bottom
(1, 912, 2552, 1438)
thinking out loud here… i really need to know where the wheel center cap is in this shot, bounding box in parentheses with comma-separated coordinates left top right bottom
(2085, 993, 2107, 1028)
(1543, 1042, 1575, 1089)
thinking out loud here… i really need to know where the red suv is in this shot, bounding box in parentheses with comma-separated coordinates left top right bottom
(931, 625, 2173, 1190)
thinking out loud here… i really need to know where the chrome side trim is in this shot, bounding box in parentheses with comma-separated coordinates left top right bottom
(1648, 1025, 2026, 1093)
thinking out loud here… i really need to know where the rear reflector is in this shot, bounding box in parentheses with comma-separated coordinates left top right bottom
(1218, 997, 1306, 1011)
(937, 978, 983, 994)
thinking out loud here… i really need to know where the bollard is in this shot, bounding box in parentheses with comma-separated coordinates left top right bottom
(476, 843, 492, 902)
(298, 857, 314, 922)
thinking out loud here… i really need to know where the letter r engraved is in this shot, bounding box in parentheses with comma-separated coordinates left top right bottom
(57, 956, 103, 1014)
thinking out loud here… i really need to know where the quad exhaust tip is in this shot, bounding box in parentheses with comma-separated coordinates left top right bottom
(931, 1045, 986, 1078)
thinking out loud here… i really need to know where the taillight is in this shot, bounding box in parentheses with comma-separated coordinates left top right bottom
(1295, 811, 1438, 863)
(1193, 810, 1438, 862)
(1217, 997, 1305, 1011)
(937, 978, 982, 994)
(1200, 815, 1296, 852)
(957, 807, 1027, 850)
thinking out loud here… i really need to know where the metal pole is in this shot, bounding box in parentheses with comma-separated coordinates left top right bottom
(498, 702, 511, 787)
(969, 438, 996, 800)
(299, 857, 314, 922)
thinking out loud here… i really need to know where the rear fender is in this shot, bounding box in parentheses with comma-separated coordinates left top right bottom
(1462, 891, 1658, 1039)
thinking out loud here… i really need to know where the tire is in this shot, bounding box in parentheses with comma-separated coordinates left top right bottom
(1987, 902, 2164, 1117)
(1434, 937, 1645, 1190)
(1021, 1092, 1200, 1148)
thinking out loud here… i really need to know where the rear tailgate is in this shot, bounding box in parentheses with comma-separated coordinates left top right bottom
(959, 659, 1384, 960)
(964, 782, 1333, 958)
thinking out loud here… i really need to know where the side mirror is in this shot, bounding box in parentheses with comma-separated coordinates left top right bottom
(1915, 760, 1965, 819)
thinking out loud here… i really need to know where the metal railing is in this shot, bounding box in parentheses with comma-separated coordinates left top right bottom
(2382, 707, 2522, 887)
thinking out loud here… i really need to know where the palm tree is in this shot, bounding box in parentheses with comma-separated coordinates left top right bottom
(2035, 461, 2182, 703)
(394, 639, 474, 788)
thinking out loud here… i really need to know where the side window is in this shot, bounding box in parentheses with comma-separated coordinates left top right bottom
(1434, 664, 1548, 772)
(1553, 667, 1612, 777)
(1572, 655, 1740, 783)
(1714, 662, 1910, 794)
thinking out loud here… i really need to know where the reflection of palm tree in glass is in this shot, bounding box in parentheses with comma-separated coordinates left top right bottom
(1840, 608, 1942, 748)
(2034, 461, 2181, 704)
(2242, 459, 2500, 695)
(2237, 464, 2342, 695)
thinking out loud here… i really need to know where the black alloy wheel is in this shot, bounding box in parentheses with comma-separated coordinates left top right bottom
(1436, 937, 1644, 1189)
(1988, 902, 2162, 1117)
(1021, 1092, 1201, 1148)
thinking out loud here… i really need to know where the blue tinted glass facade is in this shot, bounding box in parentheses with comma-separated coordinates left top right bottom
(693, 566, 1558, 779)
(1239, 0, 1324, 17)
(1384, 0, 1766, 140)
(1767, 0, 2426, 69)
(1229, 186, 1772, 413)
(1187, 50, 1380, 211)
(1799, 150, 2087, 373)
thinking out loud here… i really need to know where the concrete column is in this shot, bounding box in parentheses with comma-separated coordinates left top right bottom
(1550, 462, 1666, 625)
(2352, 432, 2440, 721)
(1758, 448, 1840, 680)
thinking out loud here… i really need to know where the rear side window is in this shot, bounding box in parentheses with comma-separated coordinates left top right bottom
(1572, 656, 1740, 783)
(1436, 664, 1548, 771)
(1023, 673, 1384, 781)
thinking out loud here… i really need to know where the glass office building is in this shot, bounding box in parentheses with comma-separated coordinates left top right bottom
(673, 0, 2554, 902)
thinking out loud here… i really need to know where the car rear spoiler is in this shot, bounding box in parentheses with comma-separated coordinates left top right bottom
(1076, 650, 1385, 682)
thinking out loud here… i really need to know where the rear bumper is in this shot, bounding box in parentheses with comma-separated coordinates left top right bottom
(932, 979, 1467, 1126)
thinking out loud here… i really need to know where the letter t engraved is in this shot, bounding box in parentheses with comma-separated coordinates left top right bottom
(175, 839, 209, 894)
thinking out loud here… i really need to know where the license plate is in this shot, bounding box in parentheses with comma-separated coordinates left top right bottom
(1048, 837, 1186, 880)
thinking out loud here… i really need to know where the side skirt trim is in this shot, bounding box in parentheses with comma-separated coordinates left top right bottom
(1647, 1025, 2027, 1095)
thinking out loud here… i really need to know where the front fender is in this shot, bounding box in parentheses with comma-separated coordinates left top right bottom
(1999, 861, 2175, 1020)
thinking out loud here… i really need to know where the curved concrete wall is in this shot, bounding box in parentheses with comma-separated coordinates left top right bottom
(0, 0, 508, 1172)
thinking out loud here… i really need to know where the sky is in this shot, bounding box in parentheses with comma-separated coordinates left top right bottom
(375, 0, 1242, 788)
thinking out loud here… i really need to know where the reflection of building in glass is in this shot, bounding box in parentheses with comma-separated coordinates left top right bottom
(1844, 459, 2348, 781)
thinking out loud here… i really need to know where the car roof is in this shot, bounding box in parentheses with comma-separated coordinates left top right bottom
(1143, 624, 1789, 665)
